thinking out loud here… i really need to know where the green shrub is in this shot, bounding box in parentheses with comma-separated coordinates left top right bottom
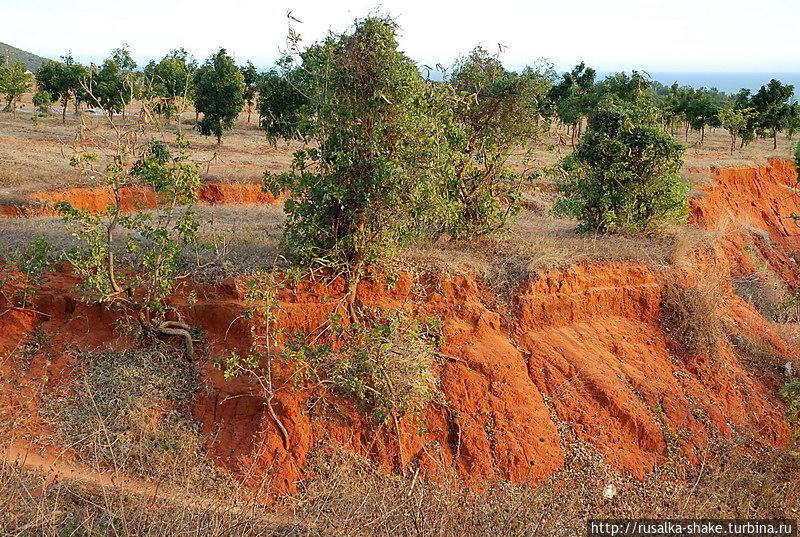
(779, 381, 800, 438)
(263, 17, 442, 272)
(218, 274, 442, 426)
(554, 97, 689, 233)
(0, 237, 53, 312)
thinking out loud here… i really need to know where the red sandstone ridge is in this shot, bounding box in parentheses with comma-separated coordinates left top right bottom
(0, 182, 281, 217)
(690, 158, 800, 285)
(1, 162, 798, 496)
(0, 250, 792, 496)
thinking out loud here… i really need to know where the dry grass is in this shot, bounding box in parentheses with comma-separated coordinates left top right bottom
(0, 106, 300, 195)
(0, 458, 299, 537)
(660, 279, 723, 355)
(0, 204, 286, 279)
(733, 273, 792, 322)
(1, 436, 798, 537)
(41, 345, 225, 491)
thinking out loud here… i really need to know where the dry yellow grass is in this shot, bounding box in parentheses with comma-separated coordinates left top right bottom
(0, 87, 796, 283)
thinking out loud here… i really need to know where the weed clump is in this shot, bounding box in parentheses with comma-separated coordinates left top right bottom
(660, 281, 721, 355)
(779, 381, 800, 438)
(45, 345, 221, 489)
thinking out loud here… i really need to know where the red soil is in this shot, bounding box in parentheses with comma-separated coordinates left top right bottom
(0, 161, 797, 497)
(0, 183, 280, 217)
(690, 159, 800, 285)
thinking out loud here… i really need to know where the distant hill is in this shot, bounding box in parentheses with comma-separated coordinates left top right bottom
(0, 42, 53, 72)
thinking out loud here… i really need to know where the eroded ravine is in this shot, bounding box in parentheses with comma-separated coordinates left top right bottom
(0, 161, 798, 496)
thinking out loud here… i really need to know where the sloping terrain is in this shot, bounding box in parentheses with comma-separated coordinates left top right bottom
(0, 159, 798, 515)
(0, 42, 52, 71)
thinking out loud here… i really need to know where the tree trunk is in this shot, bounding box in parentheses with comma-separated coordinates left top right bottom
(773, 129, 778, 150)
(61, 96, 68, 125)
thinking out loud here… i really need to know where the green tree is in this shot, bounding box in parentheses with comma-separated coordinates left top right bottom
(142, 49, 196, 124)
(554, 97, 689, 233)
(548, 62, 596, 147)
(0, 60, 32, 114)
(256, 60, 312, 141)
(193, 48, 244, 143)
(443, 47, 552, 237)
(596, 71, 651, 106)
(263, 17, 443, 314)
(32, 89, 53, 113)
(35, 54, 89, 124)
(718, 106, 754, 154)
(86, 58, 132, 119)
(659, 83, 686, 136)
(241, 61, 258, 123)
(110, 43, 137, 71)
(751, 79, 795, 149)
(684, 88, 721, 145)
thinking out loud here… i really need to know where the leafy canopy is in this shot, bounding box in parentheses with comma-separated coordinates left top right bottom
(35, 54, 89, 123)
(193, 48, 244, 143)
(0, 60, 32, 112)
(554, 97, 689, 233)
(263, 16, 444, 269)
(143, 48, 197, 120)
(441, 47, 553, 238)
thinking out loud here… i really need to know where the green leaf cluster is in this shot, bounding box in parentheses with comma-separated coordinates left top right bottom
(143, 49, 197, 120)
(0, 60, 32, 112)
(193, 48, 244, 143)
(554, 98, 689, 233)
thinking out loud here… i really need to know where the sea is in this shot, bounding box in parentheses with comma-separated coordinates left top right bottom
(598, 71, 800, 98)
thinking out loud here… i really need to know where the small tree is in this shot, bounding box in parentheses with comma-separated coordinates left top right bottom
(241, 61, 258, 123)
(35, 54, 89, 124)
(554, 97, 689, 233)
(256, 61, 312, 142)
(265, 19, 434, 267)
(684, 88, 721, 145)
(719, 106, 753, 154)
(548, 62, 596, 147)
(0, 60, 32, 114)
(443, 47, 552, 237)
(57, 109, 217, 357)
(142, 48, 196, 124)
(193, 48, 244, 143)
(86, 59, 129, 119)
(751, 79, 795, 149)
(32, 90, 53, 113)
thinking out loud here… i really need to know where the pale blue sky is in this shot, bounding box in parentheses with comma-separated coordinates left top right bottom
(5, 0, 798, 73)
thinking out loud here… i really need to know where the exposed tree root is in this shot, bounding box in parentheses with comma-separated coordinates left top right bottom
(157, 320, 195, 360)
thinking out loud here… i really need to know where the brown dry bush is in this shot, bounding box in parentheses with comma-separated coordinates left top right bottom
(733, 272, 799, 322)
(42, 345, 225, 491)
(660, 280, 722, 355)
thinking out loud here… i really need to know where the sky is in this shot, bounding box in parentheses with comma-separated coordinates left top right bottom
(5, 0, 799, 74)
